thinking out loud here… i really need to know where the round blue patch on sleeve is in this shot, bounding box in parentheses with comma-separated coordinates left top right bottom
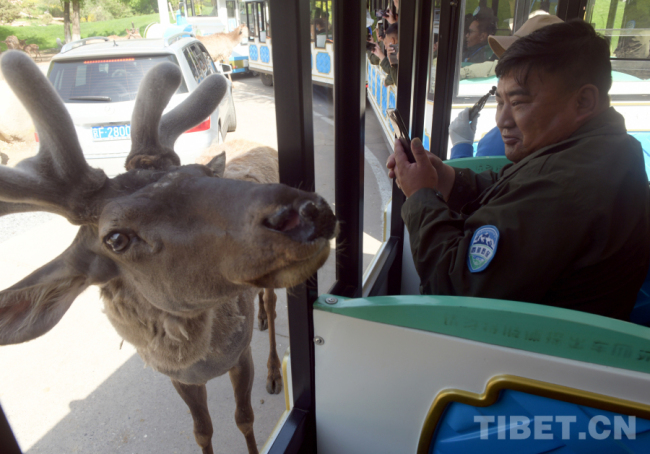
(467, 225, 499, 273)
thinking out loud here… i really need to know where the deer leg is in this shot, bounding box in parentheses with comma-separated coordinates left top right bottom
(229, 346, 259, 454)
(257, 290, 268, 331)
(263, 288, 283, 394)
(171, 379, 214, 454)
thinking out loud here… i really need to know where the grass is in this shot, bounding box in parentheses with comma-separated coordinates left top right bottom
(0, 13, 165, 51)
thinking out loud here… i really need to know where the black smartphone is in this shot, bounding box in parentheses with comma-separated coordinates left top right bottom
(469, 85, 497, 122)
(377, 22, 385, 39)
(387, 109, 415, 163)
(388, 44, 399, 65)
(366, 42, 377, 52)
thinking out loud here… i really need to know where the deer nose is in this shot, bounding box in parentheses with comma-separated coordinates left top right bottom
(264, 206, 300, 233)
(264, 198, 336, 242)
(299, 201, 318, 221)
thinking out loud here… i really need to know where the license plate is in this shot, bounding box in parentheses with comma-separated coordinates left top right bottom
(92, 124, 131, 141)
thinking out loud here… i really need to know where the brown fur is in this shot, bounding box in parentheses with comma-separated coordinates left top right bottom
(23, 44, 40, 60)
(197, 139, 279, 184)
(197, 25, 249, 63)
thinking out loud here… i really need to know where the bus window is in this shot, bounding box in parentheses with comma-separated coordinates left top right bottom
(227, 0, 237, 18)
(244, 1, 268, 42)
(586, 0, 650, 80)
(311, 0, 333, 48)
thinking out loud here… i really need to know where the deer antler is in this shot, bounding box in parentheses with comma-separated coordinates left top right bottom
(0, 51, 108, 223)
(126, 62, 229, 171)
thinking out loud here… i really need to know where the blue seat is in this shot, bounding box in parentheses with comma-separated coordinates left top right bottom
(631, 264, 650, 327)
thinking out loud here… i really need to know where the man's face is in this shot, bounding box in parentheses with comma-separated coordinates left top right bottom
(495, 71, 581, 163)
(466, 20, 487, 48)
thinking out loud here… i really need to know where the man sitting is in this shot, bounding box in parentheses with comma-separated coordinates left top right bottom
(388, 20, 650, 320)
(462, 10, 497, 63)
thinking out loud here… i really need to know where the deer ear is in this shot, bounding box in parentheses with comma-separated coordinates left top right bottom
(0, 236, 118, 345)
(206, 151, 226, 177)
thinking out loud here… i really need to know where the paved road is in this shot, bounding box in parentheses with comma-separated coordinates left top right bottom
(0, 73, 392, 453)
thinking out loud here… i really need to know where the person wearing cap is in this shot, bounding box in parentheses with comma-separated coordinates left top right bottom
(388, 20, 650, 320)
(450, 14, 563, 159)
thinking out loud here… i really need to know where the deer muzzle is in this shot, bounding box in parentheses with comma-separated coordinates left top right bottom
(264, 198, 336, 244)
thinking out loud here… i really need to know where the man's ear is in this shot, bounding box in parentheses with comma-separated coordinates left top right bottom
(0, 235, 118, 345)
(575, 84, 601, 123)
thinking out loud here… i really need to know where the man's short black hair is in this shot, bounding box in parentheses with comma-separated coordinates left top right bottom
(385, 23, 398, 38)
(495, 19, 612, 101)
(472, 10, 497, 36)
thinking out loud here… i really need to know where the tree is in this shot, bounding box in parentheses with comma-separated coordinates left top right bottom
(0, 0, 22, 25)
(63, 0, 71, 43)
(72, 0, 80, 41)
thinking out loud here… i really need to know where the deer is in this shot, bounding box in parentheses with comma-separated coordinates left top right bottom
(127, 22, 142, 39)
(0, 50, 336, 453)
(23, 44, 40, 60)
(3, 36, 22, 51)
(197, 24, 249, 64)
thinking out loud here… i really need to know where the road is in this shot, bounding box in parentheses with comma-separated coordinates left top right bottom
(0, 73, 392, 453)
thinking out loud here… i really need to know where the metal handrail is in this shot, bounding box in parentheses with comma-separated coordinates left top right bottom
(60, 36, 110, 54)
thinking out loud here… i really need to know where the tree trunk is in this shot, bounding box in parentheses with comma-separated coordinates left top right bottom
(72, 0, 81, 42)
(63, 2, 72, 43)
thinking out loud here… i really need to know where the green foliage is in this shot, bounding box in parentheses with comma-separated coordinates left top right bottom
(0, 0, 22, 25)
(0, 12, 158, 50)
(125, 0, 157, 15)
(82, 0, 132, 21)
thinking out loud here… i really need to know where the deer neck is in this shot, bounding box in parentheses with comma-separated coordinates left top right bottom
(100, 280, 257, 374)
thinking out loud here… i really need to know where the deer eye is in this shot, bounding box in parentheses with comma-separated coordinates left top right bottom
(104, 231, 131, 253)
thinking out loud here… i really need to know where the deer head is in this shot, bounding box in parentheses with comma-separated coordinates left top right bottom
(0, 51, 336, 345)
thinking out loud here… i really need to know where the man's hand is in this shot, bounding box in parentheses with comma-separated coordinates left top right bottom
(386, 9, 398, 24)
(387, 138, 457, 200)
(372, 43, 386, 61)
(392, 138, 437, 198)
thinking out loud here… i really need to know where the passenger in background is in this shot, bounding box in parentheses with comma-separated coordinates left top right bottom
(450, 15, 563, 159)
(371, 23, 399, 87)
(386, 0, 399, 24)
(462, 10, 497, 63)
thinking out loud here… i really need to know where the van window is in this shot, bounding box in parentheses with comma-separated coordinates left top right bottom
(48, 55, 189, 103)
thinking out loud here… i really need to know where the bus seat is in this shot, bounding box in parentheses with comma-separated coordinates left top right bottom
(631, 263, 650, 327)
(445, 155, 511, 174)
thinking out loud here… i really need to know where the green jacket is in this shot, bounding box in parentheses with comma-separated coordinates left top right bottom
(402, 107, 650, 320)
(380, 56, 397, 87)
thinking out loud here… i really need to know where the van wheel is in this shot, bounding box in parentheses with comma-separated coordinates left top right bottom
(261, 73, 274, 87)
